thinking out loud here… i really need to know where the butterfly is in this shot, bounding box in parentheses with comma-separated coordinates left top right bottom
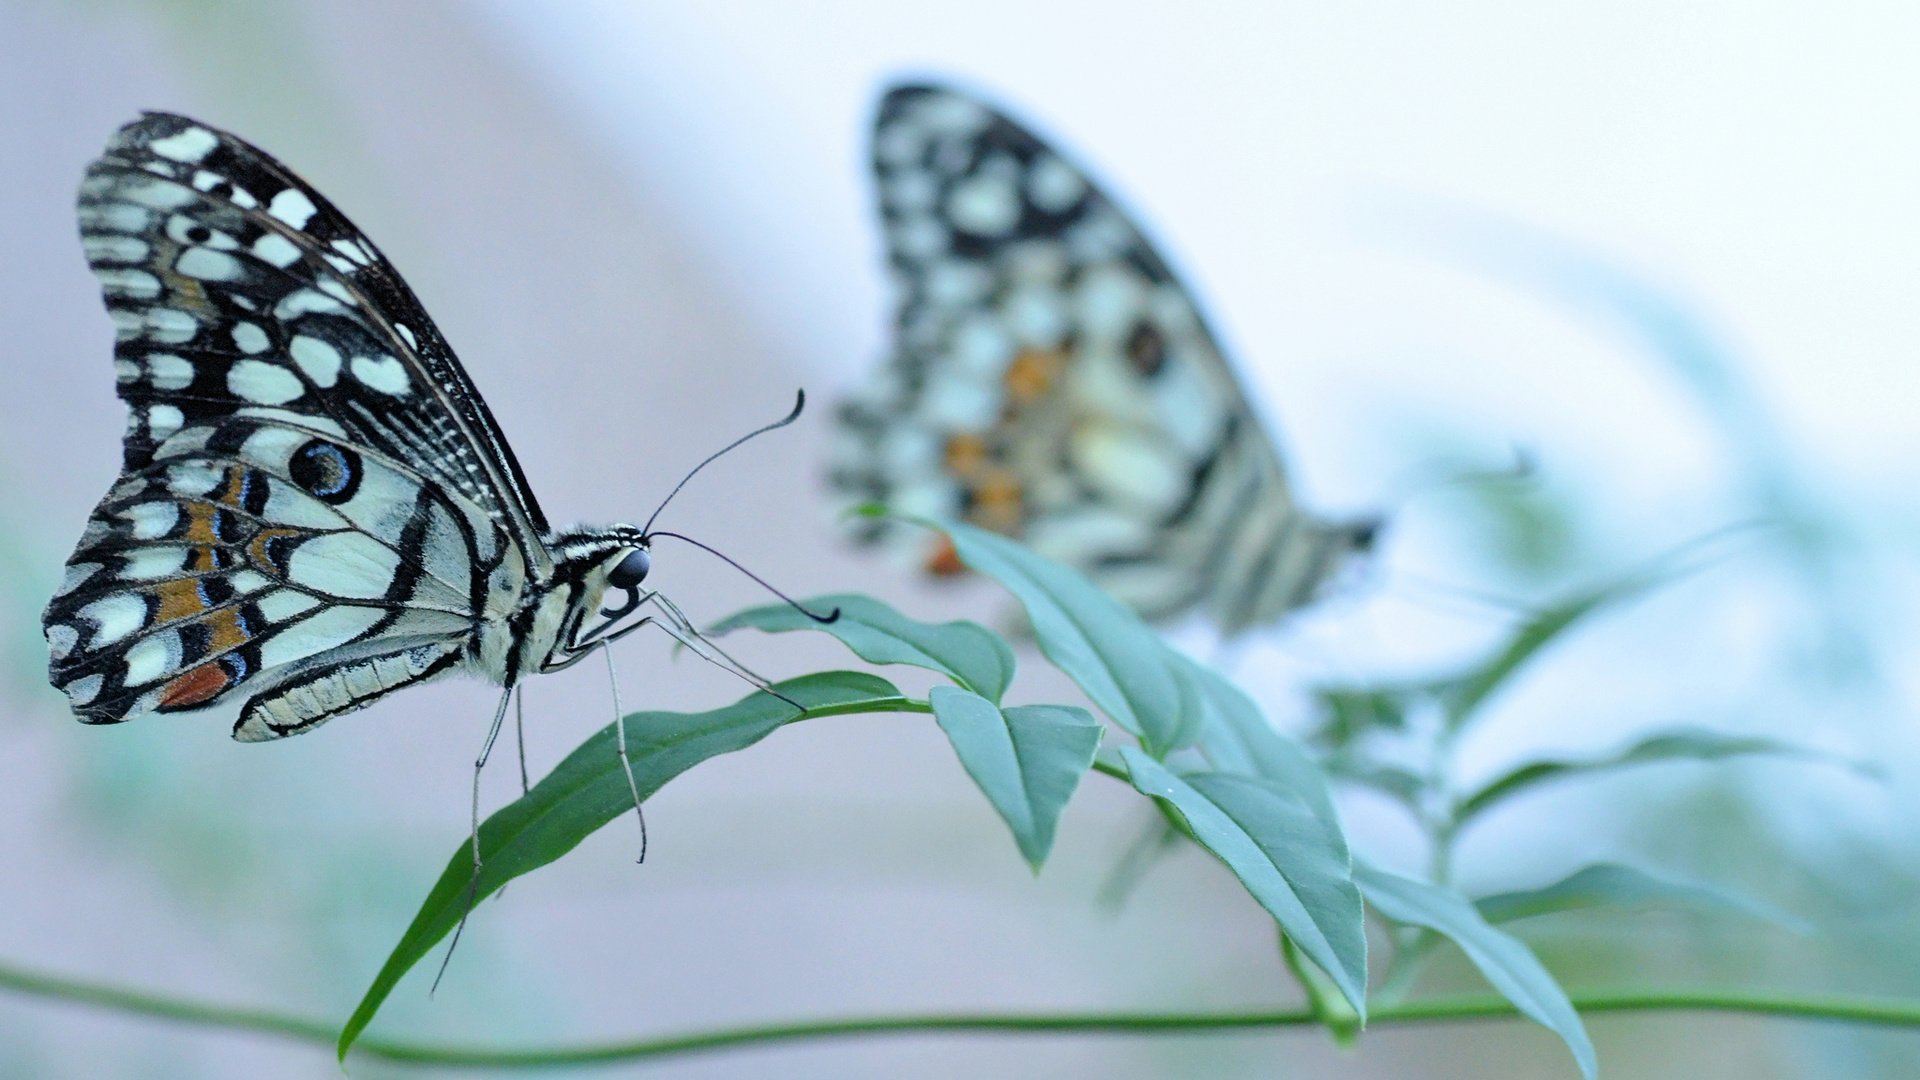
(41, 113, 690, 743)
(832, 83, 1380, 636)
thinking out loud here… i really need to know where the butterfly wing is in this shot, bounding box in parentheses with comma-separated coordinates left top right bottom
(833, 83, 1373, 634)
(44, 113, 535, 738)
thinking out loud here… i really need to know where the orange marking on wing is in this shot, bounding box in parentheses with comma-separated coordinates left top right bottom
(152, 578, 208, 623)
(969, 469, 1025, 533)
(205, 607, 251, 653)
(185, 547, 215, 573)
(1004, 348, 1065, 405)
(159, 663, 229, 708)
(924, 537, 968, 577)
(180, 502, 220, 545)
(943, 433, 990, 478)
(215, 464, 249, 507)
(247, 527, 302, 574)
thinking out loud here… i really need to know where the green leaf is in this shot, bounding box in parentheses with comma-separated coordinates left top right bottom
(1312, 684, 1410, 745)
(339, 671, 903, 1060)
(1323, 757, 1427, 806)
(1430, 581, 1640, 733)
(1475, 862, 1809, 933)
(913, 517, 1189, 754)
(711, 592, 1016, 702)
(1175, 653, 1340, 830)
(1456, 726, 1870, 826)
(1122, 748, 1368, 1018)
(1357, 865, 1596, 1079)
(929, 686, 1102, 870)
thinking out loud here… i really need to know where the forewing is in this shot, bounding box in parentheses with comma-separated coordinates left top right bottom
(833, 84, 1350, 629)
(43, 413, 515, 737)
(76, 112, 550, 567)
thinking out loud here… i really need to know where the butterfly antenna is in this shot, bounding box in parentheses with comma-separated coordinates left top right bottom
(645, 530, 840, 624)
(642, 390, 808, 537)
(1381, 442, 1539, 509)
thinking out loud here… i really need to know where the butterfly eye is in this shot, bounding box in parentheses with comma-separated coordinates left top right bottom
(607, 547, 650, 589)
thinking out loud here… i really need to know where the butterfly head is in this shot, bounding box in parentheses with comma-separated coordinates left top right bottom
(1345, 515, 1386, 555)
(548, 524, 654, 625)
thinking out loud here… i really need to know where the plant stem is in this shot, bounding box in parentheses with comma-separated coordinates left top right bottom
(3, 959, 1916, 1069)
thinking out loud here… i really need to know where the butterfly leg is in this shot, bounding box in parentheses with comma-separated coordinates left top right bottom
(637, 599, 806, 714)
(433, 683, 516, 994)
(602, 642, 647, 864)
(514, 685, 530, 796)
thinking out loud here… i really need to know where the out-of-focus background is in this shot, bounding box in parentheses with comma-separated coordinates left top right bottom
(2, 3, 1915, 1077)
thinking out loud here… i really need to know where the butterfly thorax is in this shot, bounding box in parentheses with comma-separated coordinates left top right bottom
(472, 525, 649, 684)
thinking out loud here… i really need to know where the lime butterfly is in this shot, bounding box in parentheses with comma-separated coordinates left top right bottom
(834, 83, 1378, 635)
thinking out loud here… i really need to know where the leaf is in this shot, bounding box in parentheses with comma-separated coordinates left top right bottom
(1122, 749, 1368, 1018)
(1323, 757, 1427, 806)
(928, 687, 1102, 870)
(711, 592, 1015, 702)
(1357, 865, 1596, 1079)
(339, 671, 902, 1060)
(1312, 684, 1410, 745)
(1456, 726, 1871, 826)
(1429, 580, 1640, 733)
(1475, 862, 1809, 933)
(1174, 653, 1340, 831)
(912, 517, 1188, 755)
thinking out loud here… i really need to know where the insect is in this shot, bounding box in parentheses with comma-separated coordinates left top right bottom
(833, 83, 1381, 636)
(41, 114, 824, 884)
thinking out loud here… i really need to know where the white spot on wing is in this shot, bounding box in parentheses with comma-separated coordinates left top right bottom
(54, 562, 102, 597)
(289, 335, 342, 387)
(350, 354, 410, 396)
(256, 589, 321, 622)
(65, 674, 105, 706)
(946, 174, 1020, 236)
(123, 630, 183, 686)
(147, 353, 194, 390)
(83, 234, 149, 264)
(1027, 155, 1086, 212)
(231, 322, 270, 354)
(176, 247, 243, 282)
(46, 624, 78, 660)
(273, 288, 346, 319)
(81, 594, 149, 647)
(267, 187, 318, 228)
(251, 233, 302, 268)
(96, 268, 160, 299)
(146, 404, 184, 439)
(228, 359, 304, 405)
(150, 126, 218, 163)
(125, 501, 181, 540)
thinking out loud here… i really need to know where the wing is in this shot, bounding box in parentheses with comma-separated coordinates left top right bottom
(44, 113, 536, 738)
(43, 412, 518, 739)
(831, 83, 1374, 634)
(76, 112, 550, 569)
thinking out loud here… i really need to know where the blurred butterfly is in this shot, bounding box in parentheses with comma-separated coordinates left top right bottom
(833, 83, 1379, 635)
(41, 113, 769, 745)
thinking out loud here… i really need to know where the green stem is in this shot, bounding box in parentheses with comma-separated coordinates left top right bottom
(4, 960, 1916, 1069)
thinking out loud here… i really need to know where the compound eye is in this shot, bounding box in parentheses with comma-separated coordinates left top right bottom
(608, 547, 651, 588)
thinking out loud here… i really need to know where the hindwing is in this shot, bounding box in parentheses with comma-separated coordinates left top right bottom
(43, 413, 515, 739)
(833, 83, 1375, 634)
